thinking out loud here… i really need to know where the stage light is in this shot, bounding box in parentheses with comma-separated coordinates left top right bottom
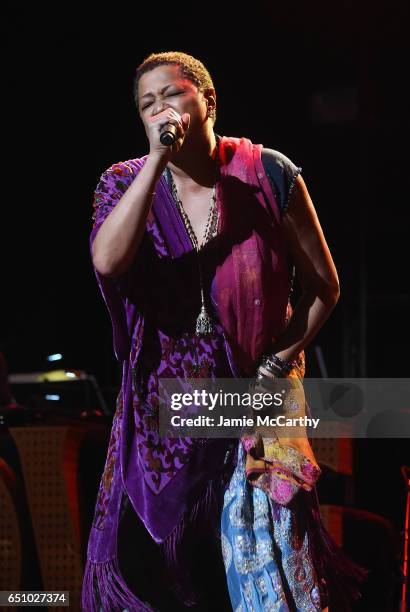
(47, 353, 63, 362)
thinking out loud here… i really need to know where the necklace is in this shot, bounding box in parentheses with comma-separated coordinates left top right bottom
(167, 153, 219, 336)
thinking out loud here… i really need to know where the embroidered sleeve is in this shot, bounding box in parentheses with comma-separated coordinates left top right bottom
(261, 148, 302, 217)
(89, 161, 144, 362)
(91, 161, 136, 230)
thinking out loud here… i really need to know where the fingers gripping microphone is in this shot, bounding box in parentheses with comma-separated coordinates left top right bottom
(160, 123, 178, 146)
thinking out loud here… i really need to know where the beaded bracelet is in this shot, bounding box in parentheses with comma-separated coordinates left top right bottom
(258, 353, 298, 377)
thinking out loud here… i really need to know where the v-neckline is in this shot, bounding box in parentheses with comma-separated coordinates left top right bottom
(163, 136, 222, 253)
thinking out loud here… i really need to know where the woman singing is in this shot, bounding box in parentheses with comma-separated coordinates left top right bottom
(82, 51, 367, 611)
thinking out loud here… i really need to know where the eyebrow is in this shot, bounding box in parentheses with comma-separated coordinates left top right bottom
(140, 83, 182, 101)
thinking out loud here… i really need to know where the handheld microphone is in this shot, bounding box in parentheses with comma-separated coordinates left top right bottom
(160, 123, 178, 146)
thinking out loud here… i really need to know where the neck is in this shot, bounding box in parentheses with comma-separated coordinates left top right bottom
(167, 123, 219, 187)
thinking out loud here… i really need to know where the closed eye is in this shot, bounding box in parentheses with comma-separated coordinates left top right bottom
(141, 90, 184, 111)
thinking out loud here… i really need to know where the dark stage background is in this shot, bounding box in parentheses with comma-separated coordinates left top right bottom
(3, 0, 409, 556)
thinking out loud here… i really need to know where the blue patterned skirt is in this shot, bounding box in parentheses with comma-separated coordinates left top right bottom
(221, 443, 325, 611)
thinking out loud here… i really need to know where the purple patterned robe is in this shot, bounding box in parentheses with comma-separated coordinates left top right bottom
(82, 136, 366, 611)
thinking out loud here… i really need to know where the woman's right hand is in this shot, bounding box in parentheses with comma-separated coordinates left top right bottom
(146, 109, 190, 160)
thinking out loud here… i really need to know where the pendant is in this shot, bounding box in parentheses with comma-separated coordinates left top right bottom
(195, 305, 214, 335)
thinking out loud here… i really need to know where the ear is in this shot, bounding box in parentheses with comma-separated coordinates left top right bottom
(204, 87, 216, 115)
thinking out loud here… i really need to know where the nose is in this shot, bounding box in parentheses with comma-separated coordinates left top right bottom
(151, 98, 169, 116)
